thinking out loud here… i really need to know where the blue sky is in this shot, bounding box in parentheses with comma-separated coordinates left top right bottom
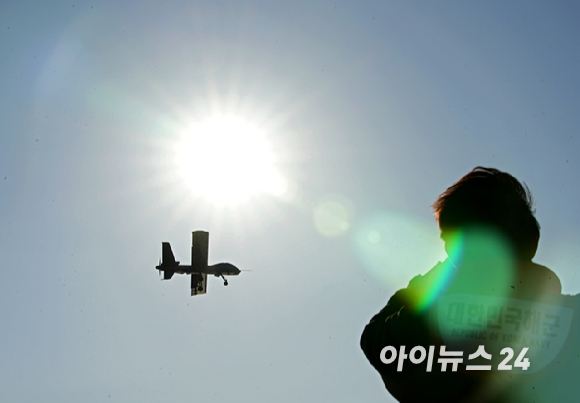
(2, 1, 580, 402)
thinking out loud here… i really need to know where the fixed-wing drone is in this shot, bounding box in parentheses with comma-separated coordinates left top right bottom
(156, 231, 240, 296)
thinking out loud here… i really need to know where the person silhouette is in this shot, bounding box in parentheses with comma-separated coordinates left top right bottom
(360, 167, 562, 402)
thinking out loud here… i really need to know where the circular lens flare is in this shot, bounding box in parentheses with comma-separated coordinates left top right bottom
(313, 195, 354, 237)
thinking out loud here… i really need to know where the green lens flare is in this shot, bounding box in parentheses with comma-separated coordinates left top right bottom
(414, 227, 516, 313)
(414, 232, 463, 313)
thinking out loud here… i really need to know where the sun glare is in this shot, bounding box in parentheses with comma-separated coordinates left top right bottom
(174, 114, 287, 206)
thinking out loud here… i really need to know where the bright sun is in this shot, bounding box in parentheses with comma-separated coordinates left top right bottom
(174, 114, 287, 206)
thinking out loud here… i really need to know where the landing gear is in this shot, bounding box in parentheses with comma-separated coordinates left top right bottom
(220, 274, 228, 286)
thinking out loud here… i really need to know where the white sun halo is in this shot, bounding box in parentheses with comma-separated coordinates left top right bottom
(174, 114, 287, 206)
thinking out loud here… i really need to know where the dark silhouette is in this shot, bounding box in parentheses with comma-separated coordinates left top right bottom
(360, 167, 569, 402)
(156, 231, 240, 296)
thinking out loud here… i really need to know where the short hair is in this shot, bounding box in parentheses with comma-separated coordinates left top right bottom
(432, 167, 540, 260)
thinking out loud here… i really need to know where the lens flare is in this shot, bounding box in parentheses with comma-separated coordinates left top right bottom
(353, 211, 446, 289)
(413, 227, 516, 312)
(413, 231, 463, 313)
(313, 195, 354, 237)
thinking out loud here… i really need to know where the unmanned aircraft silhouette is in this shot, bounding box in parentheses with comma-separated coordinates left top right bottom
(156, 231, 240, 296)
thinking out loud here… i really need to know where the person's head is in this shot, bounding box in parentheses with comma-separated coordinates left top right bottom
(432, 167, 540, 260)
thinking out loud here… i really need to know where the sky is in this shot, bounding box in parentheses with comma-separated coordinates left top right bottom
(1, 1, 580, 402)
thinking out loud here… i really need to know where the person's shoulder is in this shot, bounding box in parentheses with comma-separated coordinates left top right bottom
(375, 262, 446, 311)
(408, 261, 446, 289)
(402, 261, 450, 306)
(520, 261, 562, 294)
